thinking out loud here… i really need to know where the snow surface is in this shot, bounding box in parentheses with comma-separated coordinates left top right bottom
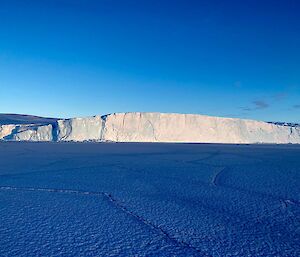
(0, 142, 299, 256)
(0, 114, 57, 125)
(1, 112, 300, 143)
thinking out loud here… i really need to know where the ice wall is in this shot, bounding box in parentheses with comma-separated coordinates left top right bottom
(56, 116, 103, 142)
(102, 113, 300, 144)
(0, 124, 53, 141)
(1, 112, 300, 144)
(0, 125, 17, 140)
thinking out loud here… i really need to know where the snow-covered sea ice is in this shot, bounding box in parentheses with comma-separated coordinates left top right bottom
(0, 142, 299, 256)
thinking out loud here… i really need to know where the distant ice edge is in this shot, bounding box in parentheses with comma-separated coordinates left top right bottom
(1, 112, 300, 144)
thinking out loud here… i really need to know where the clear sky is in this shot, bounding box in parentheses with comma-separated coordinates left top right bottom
(0, 0, 299, 122)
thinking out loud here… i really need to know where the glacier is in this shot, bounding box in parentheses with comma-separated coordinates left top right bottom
(0, 112, 300, 144)
(0, 124, 53, 141)
(56, 116, 103, 141)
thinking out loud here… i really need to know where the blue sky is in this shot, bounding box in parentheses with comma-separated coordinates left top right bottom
(0, 0, 299, 122)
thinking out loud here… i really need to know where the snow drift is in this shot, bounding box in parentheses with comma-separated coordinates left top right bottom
(1, 112, 299, 144)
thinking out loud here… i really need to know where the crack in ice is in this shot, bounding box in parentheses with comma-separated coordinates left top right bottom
(211, 166, 226, 186)
(0, 186, 204, 256)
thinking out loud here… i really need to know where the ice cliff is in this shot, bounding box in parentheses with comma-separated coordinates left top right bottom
(1, 112, 300, 144)
(0, 124, 53, 141)
(56, 116, 103, 141)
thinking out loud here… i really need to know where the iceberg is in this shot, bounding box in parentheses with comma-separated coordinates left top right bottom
(0, 112, 299, 144)
(56, 116, 103, 142)
(0, 124, 53, 141)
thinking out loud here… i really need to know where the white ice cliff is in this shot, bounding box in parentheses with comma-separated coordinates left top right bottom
(56, 116, 103, 142)
(1, 112, 300, 144)
(0, 124, 53, 141)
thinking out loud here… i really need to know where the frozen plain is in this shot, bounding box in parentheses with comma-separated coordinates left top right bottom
(0, 142, 299, 257)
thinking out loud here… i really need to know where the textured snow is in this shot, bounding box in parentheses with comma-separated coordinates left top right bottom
(0, 113, 57, 125)
(1, 112, 300, 143)
(0, 142, 299, 256)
